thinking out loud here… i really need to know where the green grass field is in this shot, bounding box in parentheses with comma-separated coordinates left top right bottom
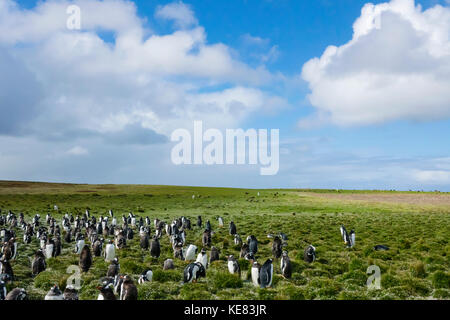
(0, 181, 449, 300)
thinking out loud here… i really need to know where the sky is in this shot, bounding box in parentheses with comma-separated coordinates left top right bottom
(0, 0, 449, 190)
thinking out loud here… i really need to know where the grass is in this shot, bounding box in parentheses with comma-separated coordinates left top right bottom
(0, 181, 449, 300)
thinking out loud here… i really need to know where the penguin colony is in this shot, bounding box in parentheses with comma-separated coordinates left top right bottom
(0, 204, 388, 300)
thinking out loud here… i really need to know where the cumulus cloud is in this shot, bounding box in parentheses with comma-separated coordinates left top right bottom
(155, 1, 198, 28)
(300, 0, 450, 127)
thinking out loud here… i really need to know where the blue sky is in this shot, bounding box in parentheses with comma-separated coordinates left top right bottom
(0, 0, 449, 190)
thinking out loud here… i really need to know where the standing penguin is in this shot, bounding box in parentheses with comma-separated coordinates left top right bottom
(0, 257, 13, 281)
(205, 220, 211, 232)
(240, 243, 249, 259)
(74, 238, 85, 254)
(247, 235, 258, 255)
(340, 225, 349, 245)
(229, 221, 237, 235)
(303, 245, 316, 263)
(79, 245, 92, 273)
(104, 240, 116, 262)
(251, 261, 261, 287)
(44, 285, 64, 300)
(120, 275, 138, 300)
(197, 216, 202, 228)
(196, 248, 208, 269)
(138, 269, 153, 284)
(97, 283, 116, 300)
(234, 234, 242, 246)
(53, 236, 62, 257)
(150, 236, 160, 258)
(185, 244, 198, 261)
(259, 259, 273, 289)
(163, 259, 175, 270)
(227, 255, 240, 277)
(92, 238, 103, 257)
(209, 246, 219, 263)
(44, 238, 54, 259)
(218, 217, 224, 228)
(183, 262, 206, 283)
(31, 249, 46, 276)
(272, 236, 282, 259)
(280, 251, 292, 279)
(140, 232, 149, 250)
(348, 230, 355, 248)
(107, 258, 120, 277)
(202, 229, 211, 247)
(63, 285, 79, 300)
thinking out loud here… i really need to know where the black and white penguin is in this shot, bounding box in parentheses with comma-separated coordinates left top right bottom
(205, 220, 211, 232)
(196, 248, 208, 269)
(183, 262, 206, 283)
(120, 275, 138, 300)
(138, 269, 153, 284)
(150, 236, 161, 258)
(185, 244, 198, 261)
(240, 243, 249, 258)
(227, 255, 240, 277)
(209, 246, 220, 263)
(104, 239, 116, 262)
(63, 285, 79, 300)
(280, 251, 292, 279)
(97, 283, 116, 300)
(44, 284, 64, 300)
(202, 229, 211, 247)
(197, 216, 202, 228)
(31, 249, 46, 276)
(44, 237, 54, 259)
(229, 221, 237, 235)
(247, 235, 258, 255)
(303, 245, 316, 263)
(79, 245, 92, 273)
(5, 288, 27, 300)
(272, 236, 282, 259)
(107, 257, 120, 277)
(340, 225, 350, 246)
(348, 230, 355, 248)
(251, 261, 261, 287)
(259, 259, 273, 289)
(218, 217, 224, 228)
(74, 237, 85, 254)
(163, 259, 175, 270)
(234, 234, 242, 246)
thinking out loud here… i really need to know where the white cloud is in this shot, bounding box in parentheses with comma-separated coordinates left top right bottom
(412, 170, 450, 184)
(155, 1, 198, 29)
(300, 0, 450, 128)
(66, 146, 88, 156)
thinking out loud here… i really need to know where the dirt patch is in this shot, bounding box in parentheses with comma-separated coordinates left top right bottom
(302, 192, 450, 206)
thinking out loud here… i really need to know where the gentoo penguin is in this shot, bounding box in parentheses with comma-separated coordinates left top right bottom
(5, 288, 27, 300)
(234, 234, 242, 246)
(251, 261, 261, 287)
(196, 248, 208, 269)
(209, 246, 219, 263)
(202, 229, 211, 247)
(227, 255, 240, 277)
(229, 221, 237, 235)
(374, 245, 389, 251)
(107, 258, 120, 277)
(185, 244, 198, 261)
(63, 285, 79, 300)
(163, 259, 175, 270)
(104, 240, 116, 262)
(218, 217, 224, 228)
(183, 262, 206, 283)
(240, 243, 249, 258)
(150, 236, 161, 258)
(79, 245, 92, 273)
(44, 238, 54, 259)
(280, 251, 292, 279)
(74, 238, 85, 254)
(272, 236, 282, 259)
(97, 283, 116, 300)
(197, 216, 202, 228)
(303, 245, 316, 263)
(138, 269, 153, 284)
(120, 275, 138, 300)
(31, 249, 46, 276)
(247, 235, 258, 255)
(259, 259, 273, 289)
(173, 244, 185, 260)
(44, 285, 64, 300)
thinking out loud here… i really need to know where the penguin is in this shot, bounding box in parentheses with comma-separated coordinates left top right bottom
(107, 258, 120, 277)
(229, 221, 237, 235)
(340, 225, 349, 245)
(92, 238, 103, 257)
(163, 259, 175, 270)
(374, 245, 389, 251)
(280, 251, 292, 279)
(44, 238, 54, 259)
(272, 236, 282, 259)
(104, 240, 116, 262)
(0, 279, 6, 300)
(44, 285, 64, 300)
(0, 258, 13, 281)
(120, 275, 138, 300)
(197, 216, 202, 228)
(348, 230, 355, 248)
(240, 243, 249, 258)
(234, 234, 242, 246)
(79, 245, 92, 273)
(64, 229, 72, 243)
(251, 261, 261, 287)
(247, 235, 258, 255)
(202, 229, 211, 247)
(209, 246, 219, 263)
(205, 220, 211, 232)
(196, 248, 208, 269)
(140, 232, 149, 250)
(304, 245, 316, 263)
(227, 255, 240, 277)
(53, 236, 62, 257)
(97, 283, 116, 300)
(183, 262, 206, 283)
(218, 217, 224, 228)
(138, 269, 153, 284)
(5, 288, 27, 300)
(74, 238, 85, 254)
(150, 236, 161, 258)
(2, 238, 17, 260)
(185, 244, 198, 261)
(63, 285, 79, 300)
(259, 259, 273, 288)
(31, 249, 46, 276)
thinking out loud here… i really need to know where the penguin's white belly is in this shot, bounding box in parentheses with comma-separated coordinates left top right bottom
(251, 268, 259, 287)
(268, 265, 273, 286)
(97, 293, 104, 300)
(228, 261, 235, 274)
(196, 254, 207, 269)
(105, 245, 115, 261)
(185, 247, 196, 261)
(45, 245, 54, 259)
(45, 294, 63, 300)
